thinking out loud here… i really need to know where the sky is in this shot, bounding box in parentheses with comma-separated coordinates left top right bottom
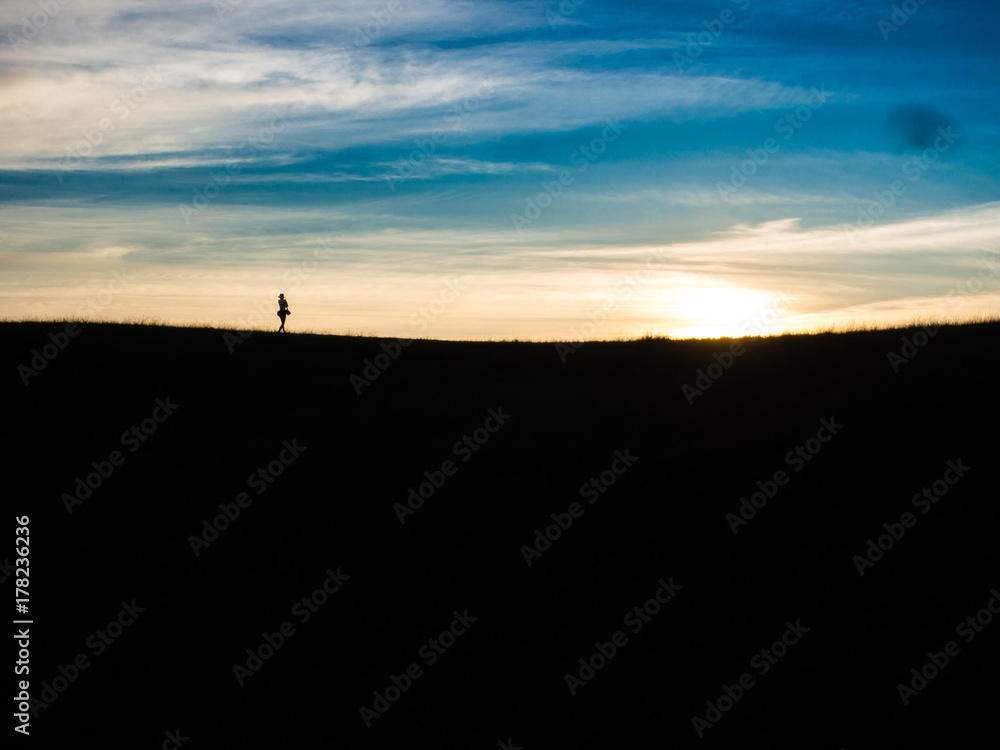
(1, 0, 998, 340)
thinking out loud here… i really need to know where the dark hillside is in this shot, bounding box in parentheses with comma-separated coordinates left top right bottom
(3, 320, 998, 748)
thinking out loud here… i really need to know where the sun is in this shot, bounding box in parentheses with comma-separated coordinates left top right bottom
(667, 285, 784, 340)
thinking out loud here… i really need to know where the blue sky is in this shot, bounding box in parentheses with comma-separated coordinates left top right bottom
(2, 0, 998, 339)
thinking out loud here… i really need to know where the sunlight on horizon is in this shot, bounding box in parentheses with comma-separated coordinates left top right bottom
(662, 286, 783, 340)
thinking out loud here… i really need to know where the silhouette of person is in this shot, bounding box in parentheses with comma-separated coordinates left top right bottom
(277, 293, 290, 332)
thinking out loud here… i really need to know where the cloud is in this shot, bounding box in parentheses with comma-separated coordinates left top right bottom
(3, 198, 998, 337)
(0, 0, 841, 171)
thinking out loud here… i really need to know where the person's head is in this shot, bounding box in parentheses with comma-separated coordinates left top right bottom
(279, 293, 284, 299)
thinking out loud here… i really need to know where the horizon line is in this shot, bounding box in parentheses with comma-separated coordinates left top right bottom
(3, 313, 997, 345)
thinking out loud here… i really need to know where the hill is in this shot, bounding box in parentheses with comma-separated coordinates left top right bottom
(3, 320, 998, 748)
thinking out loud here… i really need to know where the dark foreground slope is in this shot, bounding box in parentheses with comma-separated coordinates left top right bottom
(3, 321, 998, 749)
